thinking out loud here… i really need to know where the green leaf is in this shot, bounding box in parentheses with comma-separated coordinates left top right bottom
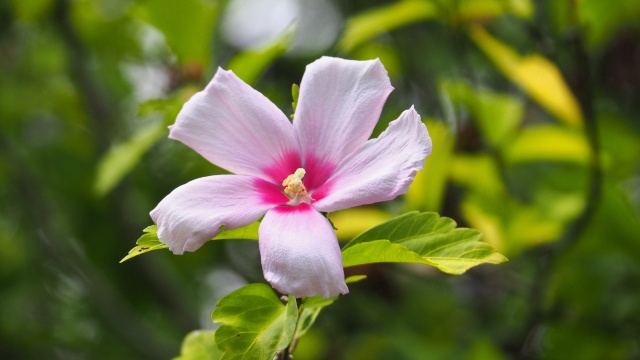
(338, 0, 436, 53)
(578, 0, 640, 48)
(94, 121, 166, 196)
(133, 0, 218, 66)
(211, 284, 298, 360)
(290, 83, 300, 119)
(173, 330, 222, 360)
(294, 296, 336, 340)
(212, 221, 260, 241)
(338, 0, 534, 53)
(137, 95, 185, 122)
(94, 91, 196, 197)
(342, 212, 507, 274)
(120, 222, 260, 263)
(226, 36, 289, 85)
(120, 225, 168, 263)
(440, 79, 524, 148)
(343, 240, 438, 268)
(10, 0, 52, 23)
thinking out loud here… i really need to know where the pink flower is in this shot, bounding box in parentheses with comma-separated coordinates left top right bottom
(151, 57, 432, 298)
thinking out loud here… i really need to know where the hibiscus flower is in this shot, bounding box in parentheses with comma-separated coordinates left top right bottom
(151, 57, 432, 298)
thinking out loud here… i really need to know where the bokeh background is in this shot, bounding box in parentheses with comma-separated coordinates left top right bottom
(1, 0, 639, 358)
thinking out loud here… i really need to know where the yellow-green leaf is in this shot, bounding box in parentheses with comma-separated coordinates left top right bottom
(405, 119, 455, 212)
(449, 154, 506, 196)
(469, 25, 583, 127)
(345, 275, 367, 284)
(226, 36, 289, 85)
(338, 0, 436, 53)
(342, 212, 507, 275)
(94, 122, 166, 196)
(120, 222, 260, 263)
(456, 0, 533, 21)
(502, 124, 591, 164)
(338, 0, 533, 53)
(461, 191, 585, 256)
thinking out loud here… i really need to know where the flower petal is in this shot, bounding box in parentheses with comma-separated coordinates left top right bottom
(293, 57, 393, 187)
(259, 203, 349, 298)
(312, 107, 431, 212)
(151, 175, 288, 254)
(169, 69, 301, 184)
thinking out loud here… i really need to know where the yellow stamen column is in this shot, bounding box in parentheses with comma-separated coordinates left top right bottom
(282, 168, 307, 198)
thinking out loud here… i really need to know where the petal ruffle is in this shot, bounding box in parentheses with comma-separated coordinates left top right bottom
(312, 107, 431, 212)
(151, 175, 288, 254)
(169, 69, 301, 184)
(259, 203, 348, 298)
(293, 57, 393, 189)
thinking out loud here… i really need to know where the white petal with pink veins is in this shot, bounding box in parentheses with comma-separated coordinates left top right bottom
(293, 57, 393, 187)
(259, 204, 349, 298)
(169, 69, 301, 185)
(312, 107, 432, 213)
(151, 175, 288, 254)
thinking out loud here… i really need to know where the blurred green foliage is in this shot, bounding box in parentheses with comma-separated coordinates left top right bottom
(1, 0, 639, 359)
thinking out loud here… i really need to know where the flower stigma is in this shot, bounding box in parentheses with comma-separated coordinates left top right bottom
(282, 168, 311, 204)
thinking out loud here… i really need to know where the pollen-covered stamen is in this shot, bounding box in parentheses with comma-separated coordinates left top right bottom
(282, 168, 308, 198)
